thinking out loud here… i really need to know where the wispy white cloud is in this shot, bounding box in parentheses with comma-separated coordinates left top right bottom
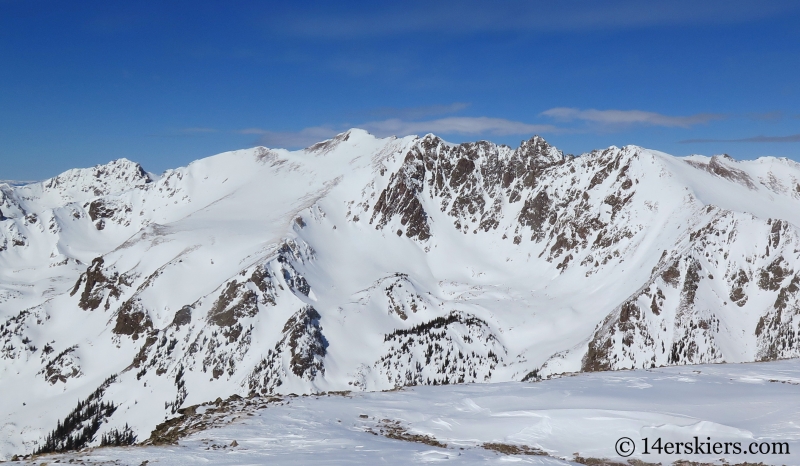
(368, 102, 471, 120)
(747, 111, 784, 121)
(681, 134, 800, 143)
(179, 127, 217, 134)
(240, 116, 559, 149)
(239, 126, 341, 148)
(270, 1, 798, 38)
(362, 117, 557, 137)
(540, 107, 725, 128)
(148, 127, 218, 138)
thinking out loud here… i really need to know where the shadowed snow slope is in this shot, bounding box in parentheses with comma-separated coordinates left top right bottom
(2, 129, 800, 458)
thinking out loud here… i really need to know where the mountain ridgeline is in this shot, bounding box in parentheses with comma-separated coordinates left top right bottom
(1, 129, 800, 458)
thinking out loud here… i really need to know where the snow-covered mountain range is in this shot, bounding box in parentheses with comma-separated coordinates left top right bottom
(2, 129, 800, 458)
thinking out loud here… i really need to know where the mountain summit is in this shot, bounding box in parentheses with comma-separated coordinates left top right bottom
(2, 129, 800, 457)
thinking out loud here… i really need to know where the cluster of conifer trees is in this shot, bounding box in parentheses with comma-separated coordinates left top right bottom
(35, 398, 116, 453)
(34, 374, 135, 454)
(100, 424, 136, 447)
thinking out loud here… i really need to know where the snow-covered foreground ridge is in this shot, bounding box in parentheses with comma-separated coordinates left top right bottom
(1, 129, 800, 457)
(14, 360, 800, 465)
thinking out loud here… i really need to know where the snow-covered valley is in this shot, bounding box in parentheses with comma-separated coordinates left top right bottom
(2, 129, 800, 461)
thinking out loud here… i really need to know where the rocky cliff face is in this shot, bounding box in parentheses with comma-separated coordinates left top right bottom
(370, 135, 564, 241)
(1, 129, 800, 458)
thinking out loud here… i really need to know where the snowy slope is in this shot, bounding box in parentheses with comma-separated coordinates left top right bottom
(1, 129, 800, 458)
(13, 359, 800, 465)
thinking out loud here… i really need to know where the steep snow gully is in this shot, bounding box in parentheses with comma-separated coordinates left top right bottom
(2, 129, 800, 459)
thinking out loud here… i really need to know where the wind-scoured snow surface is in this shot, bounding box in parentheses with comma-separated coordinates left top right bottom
(15, 360, 800, 465)
(1, 129, 800, 458)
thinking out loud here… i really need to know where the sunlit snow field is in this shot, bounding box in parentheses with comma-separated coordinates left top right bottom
(18, 359, 800, 465)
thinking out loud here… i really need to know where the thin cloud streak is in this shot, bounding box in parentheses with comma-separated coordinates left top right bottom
(680, 134, 800, 143)
(368, 102, 470, 120)
(243, 116, 560, 149)
(148, 127, 219, 138)
(242, 127, 340, 148)
(180, 127, 217, 134)
(541, 107, 725, 128)
(362, 117, 558, 138)
(270, 1, 799, 38)
(747, 111, 784, 121)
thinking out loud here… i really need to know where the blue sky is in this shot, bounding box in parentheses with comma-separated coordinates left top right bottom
(2, 0, 800, 180)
